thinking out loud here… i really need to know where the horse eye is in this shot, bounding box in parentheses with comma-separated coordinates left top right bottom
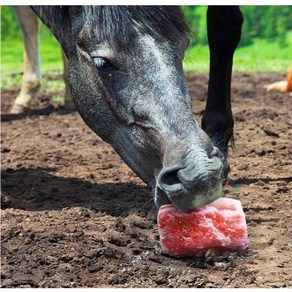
(93, 57, 115, 71)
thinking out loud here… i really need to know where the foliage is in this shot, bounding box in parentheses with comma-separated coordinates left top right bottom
(1, 6, 58, 41)
(182, 6, 292, 47)
(0, 6, 21, 40)
(184, 37, 292, 72)
(1, 6, 62, 88)
(182, 6, 208, 47)
(1, 5, 291, 89)
(2, 6, 291, 47)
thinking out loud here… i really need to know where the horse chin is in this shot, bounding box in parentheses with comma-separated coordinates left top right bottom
(153, 187, 172, 209)
(153, 183, 224, 211)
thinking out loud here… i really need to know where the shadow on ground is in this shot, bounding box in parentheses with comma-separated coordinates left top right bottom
(1, 167, 152, 217)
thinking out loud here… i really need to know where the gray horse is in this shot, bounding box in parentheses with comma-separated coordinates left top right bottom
(32, 6, 243, 211)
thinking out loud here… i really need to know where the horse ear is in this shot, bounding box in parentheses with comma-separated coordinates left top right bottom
(31, 6, 81, 57)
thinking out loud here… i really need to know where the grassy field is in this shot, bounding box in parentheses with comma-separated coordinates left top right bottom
(1, 31, 63, 88)
(184, 37, 292, 73)
(1, 30, 292, 89)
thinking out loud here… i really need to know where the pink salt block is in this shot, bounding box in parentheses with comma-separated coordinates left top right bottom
(158, 197, 248, 258)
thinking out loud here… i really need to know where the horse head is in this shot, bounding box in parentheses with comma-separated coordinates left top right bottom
(33, 6, 225, 211)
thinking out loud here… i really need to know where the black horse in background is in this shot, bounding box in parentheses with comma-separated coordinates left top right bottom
(31, 6, 243, 211)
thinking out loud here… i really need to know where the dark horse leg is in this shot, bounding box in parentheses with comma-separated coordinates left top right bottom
(202, 6, 243, 178)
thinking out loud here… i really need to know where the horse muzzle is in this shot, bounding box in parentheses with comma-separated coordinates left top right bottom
(154, 148, 224, 211)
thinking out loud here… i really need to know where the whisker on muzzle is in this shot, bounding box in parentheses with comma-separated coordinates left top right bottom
(141, 197, 155, 209)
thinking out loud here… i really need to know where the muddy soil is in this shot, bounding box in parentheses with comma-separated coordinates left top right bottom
(1, 72, 291, 288)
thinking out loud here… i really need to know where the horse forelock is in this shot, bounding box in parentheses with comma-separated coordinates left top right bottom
(35, 6, 190, 54)
(82, 6, 190, 52)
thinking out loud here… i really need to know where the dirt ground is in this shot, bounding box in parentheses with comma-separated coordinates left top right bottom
(1, 72, 291, 288)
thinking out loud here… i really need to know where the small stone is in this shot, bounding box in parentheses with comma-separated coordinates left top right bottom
(132, 220, 149, 229)
(91, 237, 104, 246)
(59, 255, 74, 262)
(1, 147, 10, 153)
(149, 256, 162, 264)
(108, 236, 128, 247)
(271, 282, 284, 288)
(237, 163, 249, 171)
(155, 273, 168, 285)
(132, 248, 142, 255)
(48, 233, 64, 243)
(88, 264, 103, 273)
(262, 128, 279, 137)
(115, 221, 126, 232)
(75, 230, 84, 237)
(205, 283, 214, 288)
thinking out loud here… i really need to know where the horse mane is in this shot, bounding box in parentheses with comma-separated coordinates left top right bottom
(35, 6, 190, 52)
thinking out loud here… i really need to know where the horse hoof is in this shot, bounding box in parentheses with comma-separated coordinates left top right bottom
(10, 103, 28, 114)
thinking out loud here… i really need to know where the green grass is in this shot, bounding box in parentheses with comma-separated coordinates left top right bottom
(1, 29, 62, 73)
(233, 38, 292, 72)
(184, 37, 292, 73)
(1, 33, 291, 89)
(1, 26, 63, 89)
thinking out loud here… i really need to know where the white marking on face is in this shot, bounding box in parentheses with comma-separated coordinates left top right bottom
(133, 33, 203, 144)
(141, 35, 168, 71)
(139, 34, 175, 81)
(138, 33, 183, 109)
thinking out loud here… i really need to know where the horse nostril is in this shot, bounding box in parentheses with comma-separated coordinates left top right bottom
(158, 166, 184, 193)
(161, 171, 179, 185)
